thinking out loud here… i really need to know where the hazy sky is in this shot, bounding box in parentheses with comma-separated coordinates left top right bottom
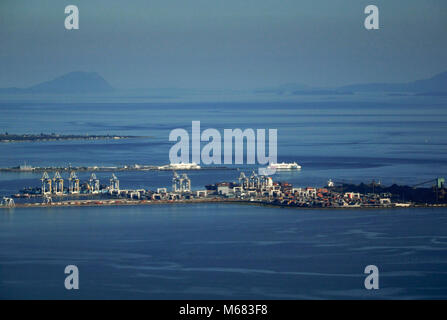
(0, 0, 446, 89)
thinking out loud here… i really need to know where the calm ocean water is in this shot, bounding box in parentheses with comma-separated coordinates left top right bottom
(1, 96, 447, 299)
(1, 98, 447, 193)
(1, 204, 447, 299)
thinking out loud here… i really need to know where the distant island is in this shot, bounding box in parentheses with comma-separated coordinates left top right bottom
(256, 71, 447, 96)
(0, 133, 144, 143)
(0, 71, 114, 94)
(0, 70, 446, 96)
(254, 83, 353, 96)
(338, 71, 447, 94)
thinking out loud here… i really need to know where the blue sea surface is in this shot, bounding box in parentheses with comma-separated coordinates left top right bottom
(1, 204, 447, 299)
(1, 96, 447, 299)
(0, 99, 447, 194)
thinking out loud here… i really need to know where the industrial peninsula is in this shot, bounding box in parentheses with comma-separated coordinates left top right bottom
(1, 168, 446, 210)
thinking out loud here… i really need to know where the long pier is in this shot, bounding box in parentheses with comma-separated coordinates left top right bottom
(0, 133, 147, 143)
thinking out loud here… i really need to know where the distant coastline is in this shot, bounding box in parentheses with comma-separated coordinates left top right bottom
(1, 70, 446, 98)
(0, 163, 234, 172)
(2, 197, 446, 210)
(0, 133, 147, 143)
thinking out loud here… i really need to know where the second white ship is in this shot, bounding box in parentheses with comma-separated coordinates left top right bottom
(267, 162, 302, 170)
(158, 162, 201, 170)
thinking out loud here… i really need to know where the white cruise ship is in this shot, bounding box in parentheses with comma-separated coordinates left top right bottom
(267, 162, 301, 170)
(158, 162, 201, 170)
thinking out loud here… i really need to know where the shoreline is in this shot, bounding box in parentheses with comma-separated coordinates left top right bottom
(2, 198, 447, 210)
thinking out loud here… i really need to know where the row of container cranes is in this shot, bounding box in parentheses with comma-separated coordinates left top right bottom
(238, 171, 273, 190)
(40, 171, 105, 195)
(38, 171, 192, 196)
(5, 167, 447, 208)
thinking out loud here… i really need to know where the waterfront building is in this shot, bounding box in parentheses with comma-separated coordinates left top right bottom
(217, 183, 232, 196)
(344, 192, 361, 199)
(195, 190, 208, 197)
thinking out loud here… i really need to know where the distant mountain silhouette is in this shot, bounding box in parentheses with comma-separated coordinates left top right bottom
(255, 83, 311, 94)
(2, 70, 446, 96)
(255, 83, 352, 96)
(339, 71, 447, 93)
(0, 72, 114, 94)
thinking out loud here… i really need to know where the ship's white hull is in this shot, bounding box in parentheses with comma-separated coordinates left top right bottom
(158, 163, 201, 170)
(267, 162, 301, 170)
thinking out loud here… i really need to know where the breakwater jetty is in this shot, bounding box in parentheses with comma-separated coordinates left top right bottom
(0, 132, 146, 143)
(0, 163, 234, 173)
